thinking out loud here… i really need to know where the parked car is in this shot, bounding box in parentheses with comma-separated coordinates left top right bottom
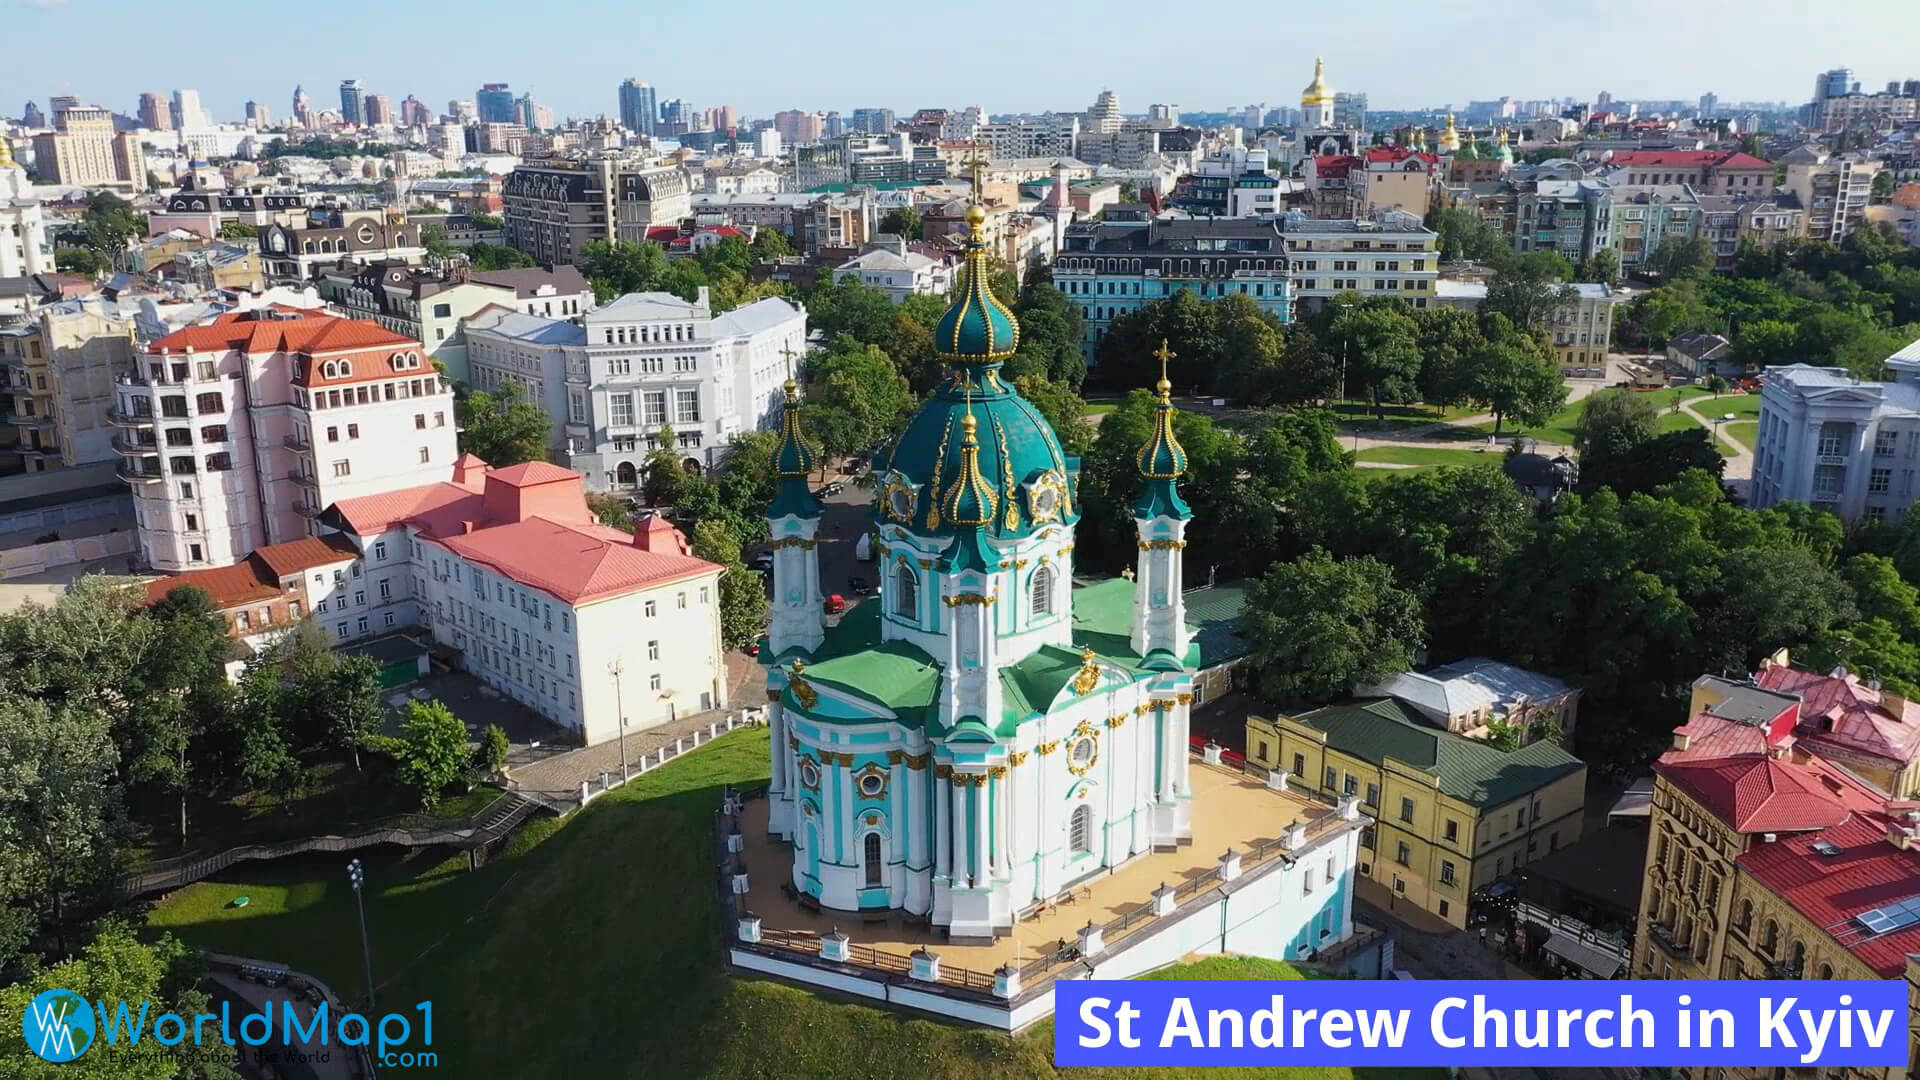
(814, 481, 845, 499)
(823, 594, 847, 615)
(848, 575, 871, 596)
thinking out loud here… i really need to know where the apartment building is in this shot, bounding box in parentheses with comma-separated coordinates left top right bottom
(147, 188, 311, 241)
(1172, 146, 1295, 218)
(1360, 657, 1580, 743)
(1601, 150, 1773, 196)
(1280, 211, 1437, 314)
(30, 105, 147, 191)
(0, 142, 51, 278)
(1054, 214, 1293, 355)
(1605, 185, 1701, 271)
(141, 532, 361, 649)
(831, 240, 953, 303)
(1512, 178, 1612, 263)
(1631, 672, 1920, 1080)
(501, 156, 691, 266)
(115, 310, 457, 571)
(316, 262, 592, 383)
(1783, 148, 1881, 243)
(1247, 698, 1587, 929)
(1749, 349, 1920, 524)
(567, 292, 805, 486)
(324, 457, 726, 743)
(257, 208, 428, 283)
(0, 300, 133, 472)
(1352, 148, 1439, 218)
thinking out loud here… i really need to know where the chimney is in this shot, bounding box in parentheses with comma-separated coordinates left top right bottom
(634, 514, 689, 555)
(1887, 821, 1920, 851)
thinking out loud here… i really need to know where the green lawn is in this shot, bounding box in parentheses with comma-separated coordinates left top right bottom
(1468, 396, 1586, 445)
(1723, 420, 1758, 450)
(147, 730, 1434, 1079)
(1084, 401, 1120, 416)
(1327, 400, 1473, 433)
(1355, 446, 1503, 469)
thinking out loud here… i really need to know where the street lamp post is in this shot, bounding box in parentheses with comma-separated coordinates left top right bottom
(347, 858, 375, 1013)
(609, 659, 628, 780)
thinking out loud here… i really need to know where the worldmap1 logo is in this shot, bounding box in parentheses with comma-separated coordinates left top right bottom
(23, 988, 96, 1062)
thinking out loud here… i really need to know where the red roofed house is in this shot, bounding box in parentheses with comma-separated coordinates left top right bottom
(1355, 148, 1441, 218)
(143, 531, 361, 650)
(319, 454, 726, 743)
(1603, 150, 1775, 197)
(1631, 667, 1920, 1017)
(115, 309, 457, 572)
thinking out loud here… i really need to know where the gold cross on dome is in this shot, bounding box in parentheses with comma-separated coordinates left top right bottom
(1153, 339, 1176, 380)
(780, 343, 799, 379)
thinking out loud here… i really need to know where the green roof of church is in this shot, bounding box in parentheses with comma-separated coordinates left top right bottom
(878, 385, 1077, 544)
(1285, 698, 1585, 807)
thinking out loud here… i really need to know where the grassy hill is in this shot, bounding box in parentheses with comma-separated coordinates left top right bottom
(148, 729, 1435, 1079)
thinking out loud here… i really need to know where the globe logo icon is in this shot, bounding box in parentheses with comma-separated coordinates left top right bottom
(22, 988, 94, 1062)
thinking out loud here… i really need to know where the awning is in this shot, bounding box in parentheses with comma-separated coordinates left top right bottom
(1541, 933, 1624, 979)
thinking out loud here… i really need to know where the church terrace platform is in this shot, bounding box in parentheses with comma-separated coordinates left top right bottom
(721, 750, 1361, 1025)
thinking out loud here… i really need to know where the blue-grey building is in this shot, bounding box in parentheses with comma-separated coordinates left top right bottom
(619, 79, 656, 137)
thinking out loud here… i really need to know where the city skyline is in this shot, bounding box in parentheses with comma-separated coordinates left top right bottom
(6, 0, 1916, 126)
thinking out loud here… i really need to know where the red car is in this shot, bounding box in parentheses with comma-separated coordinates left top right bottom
(823, 594, 847, 615)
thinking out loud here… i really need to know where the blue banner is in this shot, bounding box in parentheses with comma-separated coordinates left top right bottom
(1053, 980, 1907, 1067)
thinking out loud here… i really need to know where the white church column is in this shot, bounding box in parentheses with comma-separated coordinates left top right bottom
(992, 766, 1011, 879)
(952, 773, 969, 885)
(934, 767, 951, 880)
(1034, 746, 1052, 900)
(766, 698, 787, 796)
(971, 773, 990, 888)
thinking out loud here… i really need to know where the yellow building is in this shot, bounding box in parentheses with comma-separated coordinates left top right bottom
(1633, 675, 1920, 1080)
(1247, 698, 1587, 928)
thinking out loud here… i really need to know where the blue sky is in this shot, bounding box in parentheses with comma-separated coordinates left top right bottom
(5, 0, 1915, 123)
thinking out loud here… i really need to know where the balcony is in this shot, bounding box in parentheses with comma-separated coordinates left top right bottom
(111, 434, 161, 456)
(289, 472, 319, 490)
(116, 463, 164, 484)
(294, 503, 322, 518)
(1767, 961, 1803, 979)
(1646, 923, 1686, 957)
(108, 408, 156, 428)
(283, 433, 312, 451)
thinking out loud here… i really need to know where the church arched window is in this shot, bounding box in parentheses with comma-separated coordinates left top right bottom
(1070, 805, 1093, 854)
(863, 833, 884, 887)
(1030, 565, 1055, 618)
(892, 563, 918, 618)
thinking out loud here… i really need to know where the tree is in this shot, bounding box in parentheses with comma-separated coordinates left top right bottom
(750, 228, 793, 260)
(53, 248, 107, 276)
(1871, 171, 1897, 201)
(1731, 319, 1798, 372)
(1411, 305, 1488, 409)
(878, 206, 922, 241)
(1013, 375, 1094, 456)
(1328, 302, 1422, 418)
(1575, 249, 1621, 287)
(224, 662, 302, 809)
(128, 585, 231, 847)
(1615, 429, 1726, 496)
(1631, 279, 1712, 347)
(389, 701, 470, 810)
(464, 242, 537, 272)
(587, 492, 634, 531)
(691, 520, 768, 650)
(0, 696, 126, 961)
(1655, 235, 1716, 281)
(806, 275, 899, 348)
(0, 926, 226, 1073)
(1242, 550, 1425, 705)
(80, 192, 142, 255)
(1482, 250, 1575, 332)
(805, 341, 913, 457)
(216, 221, 258, 239)
(474, 724, 511, 778)
(1572, 388, 1659, 493)
(456, 382, 550, 466)
(1426, 206, 1511, 265)
(1463, 333, 1568, 435)
(579, 239, 675, 302)
(643, 424, 692, 507)
(319, 654, 383, 772)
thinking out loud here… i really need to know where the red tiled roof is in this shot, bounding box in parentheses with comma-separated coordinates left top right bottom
(143, 533, 359, 611)
(436, 516, 717, 605)
(151, 311, 416, 357)
(251, 533, 362, 580)
(1313, 155, 1356, 177)
(1756, 662, 1920, 769)
(1363, 148, 1439, 166)
(1655, 753, 1851, 833)
(1607, 150, 1772, 169)
(330, 478, 484, 538)
(1739, 812, 1920, 976)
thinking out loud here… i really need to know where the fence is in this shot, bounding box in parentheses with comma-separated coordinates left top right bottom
(573, 711, 760, 810)
(123, 792, 540, 897)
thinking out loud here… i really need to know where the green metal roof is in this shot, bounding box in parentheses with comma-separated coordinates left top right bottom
(1068, 579, 1252, 671)
(877, 382, 1077, 544)
(1288, 698, 1585, 807)
(799, 639, 942, 724)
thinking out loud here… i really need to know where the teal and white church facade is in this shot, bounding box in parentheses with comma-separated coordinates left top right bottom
(760, 203, 1204, 943)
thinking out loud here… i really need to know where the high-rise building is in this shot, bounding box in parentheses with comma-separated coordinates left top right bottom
(475, 83, 515, 124)
(1332, 91, 1367, 130)
(400, 96, 431, 127)
(1905, 79, 1920, 99)
(659, 98, 695, 137)
(502, 157, 691, 265)
(363, 94, 394, 127)
(1813, 67, 1853, 103)
(1596, 90, 1613, 109)
(618, 78, 657, 136)
(1242, 104, 1265, 129)
(1698, 92, 1719, 118)
(773, 110, 825, 145)
(1147, 103, 1178, 126)
(48, 95, 79, 115)
(138, 92, 172, 132)
(245, 101, 271, 129)
(448, 99, 477, 123)
(1084, 89, 1122, 134)
(849, 107, 894, 135)
(821, 111, 843, 139)
(292, 85, 310, 125)
(22, 101, 45, 128)
(171, 89, 205, 129)
(338, 79, 366, 126)
(31, 104, 146, 190)
(114, 310, 458, 570)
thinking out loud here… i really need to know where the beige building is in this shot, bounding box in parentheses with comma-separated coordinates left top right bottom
(1631, 671, 1920, 1080)
(0, 300, 134, 472)
(1783, 148, 1882, 243)
(1247, 698, 1586, 928)
(30, 105, 147, 191)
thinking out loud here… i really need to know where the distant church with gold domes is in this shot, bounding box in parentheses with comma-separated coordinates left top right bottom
(757, 197, 1225, 943)
(1295, 57, 1361, 159)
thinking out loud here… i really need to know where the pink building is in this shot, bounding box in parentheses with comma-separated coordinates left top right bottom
(114, 309, 458, 571)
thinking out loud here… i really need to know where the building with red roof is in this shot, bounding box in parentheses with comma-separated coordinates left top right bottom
(1601, 149, 1774, 197)
(1753, 658, 1920, 795)
(321, 456, 725, 744)
(1632, 667, 1920, 1001)
(114, 308, 457, 572)
(144, 531, 361, 645)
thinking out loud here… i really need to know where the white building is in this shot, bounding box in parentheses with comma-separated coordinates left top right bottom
(1279, 210, 1439, 313)
(317, 263, 593, 384)
(560, 292, 806, 488)
(326, 456, 726, 742)
(0, 140, 51, 278)
(833, 239, 953, 303)
(115, 310, 458, 571)
(1750, 349, 1920, 525)
(463, 305, 587, 457)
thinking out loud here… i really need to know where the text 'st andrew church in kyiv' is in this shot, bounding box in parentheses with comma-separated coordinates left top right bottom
(758, 199, 1206, 943)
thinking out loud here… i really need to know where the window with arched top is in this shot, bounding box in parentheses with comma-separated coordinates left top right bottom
(863, 832, 883, 888)
(1070, 805, 1094, 854)
(892, 563, 918, 618)
(1788, 940, 1806, 972)
(1737, 899, 1753, 930)
(1762, 919, 1779, 954)
(1030, 565, 1055, 618)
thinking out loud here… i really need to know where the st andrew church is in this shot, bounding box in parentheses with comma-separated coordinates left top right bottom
(760, 201, 1207, 943)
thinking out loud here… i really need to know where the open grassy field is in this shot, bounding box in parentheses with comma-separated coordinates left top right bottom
(147, 730, 1436, 1079)
(1355, 446, 1504, 469)
(1723, 421, 1758, 450)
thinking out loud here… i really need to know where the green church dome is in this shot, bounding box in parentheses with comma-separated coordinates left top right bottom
(770, 378, 822, 520)
(931, 205, 1020, 361)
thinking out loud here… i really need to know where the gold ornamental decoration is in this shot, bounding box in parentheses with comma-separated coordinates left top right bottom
(996, 418, 1020, 533)
(1008, 751, 1029, 766)
(905, 753, 930, 771)
(1176, 693, 1194, 705)
(787, 660, 818, 710)
(1037, 741, 1060, 756)
(1137, 539, 1188, 551)
(1071, 646, 1102, 696)
(988, 765, 1008, 780)
(935, 763, 952, 778)
(1105, 714, 1128, 729)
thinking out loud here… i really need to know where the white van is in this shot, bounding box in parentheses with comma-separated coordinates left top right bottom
(855, 533, 874, 561)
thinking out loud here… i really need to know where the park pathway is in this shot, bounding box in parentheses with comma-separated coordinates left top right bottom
(1675, 394, 1755, 480)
